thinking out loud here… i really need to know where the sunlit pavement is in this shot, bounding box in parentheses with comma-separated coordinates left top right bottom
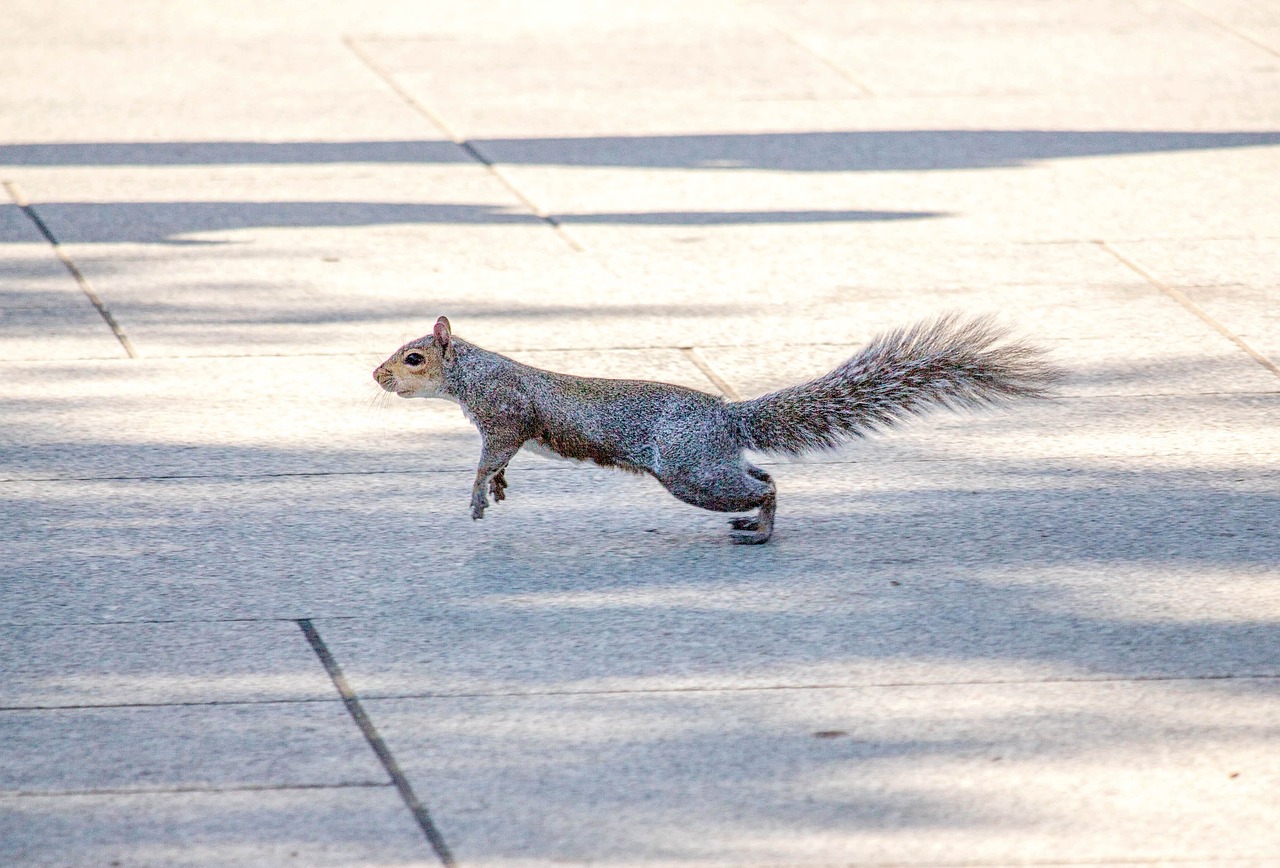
(3, 2, 1279, 864)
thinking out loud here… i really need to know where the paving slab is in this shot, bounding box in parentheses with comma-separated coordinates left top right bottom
(4, 456, 1276, 626)
(0, 205, 123, 360)
(0, 348, 714, 481)
(0, 788, 436, 867)
(2, 162, 589, 357)
(23, 334, 1274, 486)
(365, 38, 1280, 248)
(705, 332, 1280, 399)
(355, 21, 864, 133)
(0, 248, 1248, 361)
(748, 0, 1279, 100)
(1108, 237, 1280, 367)
(1180, 0, 1280, 55)
(0, 701, 384, 793)
(8, 368, 1276, 482)
(0, 620, 335, 706)
(452, 145, 1280, 246)
(314, 546, 1280, 696)
(356, 1, 1280, 135)
(5, 0, 1280, 861)
(364, 680, 1280, 864)
(0, 6, 437, 142)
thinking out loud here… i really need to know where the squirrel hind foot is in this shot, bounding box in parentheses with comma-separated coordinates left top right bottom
(728, 494, 776, 544)
(730, 526, 773, 545)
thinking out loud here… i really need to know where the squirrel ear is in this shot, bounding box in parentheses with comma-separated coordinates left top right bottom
(433, 316, 452, 346)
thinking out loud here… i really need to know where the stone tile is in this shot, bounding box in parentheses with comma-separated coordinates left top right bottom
(0, 621, 335, 707)
(0, 280, 124, 362)
(0, 354, 458, 481)
(261, 243, 1255, 355)
(359, 2, 1280, 136)
(704, 333, 1279, 399)
(366, 680, 1280, 863)
(0, 20, 434, 142)
(0, 204, 123, 360)
(356, 19, 864, 129)
(6, 163, 590, 357)
(417, 87, 1280, 139)
(4, 0, 1280, 861)
(483, 143, 1280, 247)
(1148, 0, 1280, 57)
(1177, 284, 1280, 368)
(0, 702, 384, 793)
(1108, 238, 1280, 371)
(0, 348, 710, 482)
(754, 0, 1279, 99)
(0, 201, 44, 245)
(0, 787, 436, 866)
(805, 392, 1280, 465)
(316, 532, 1280, 694)
(3, 455, 1276, 626)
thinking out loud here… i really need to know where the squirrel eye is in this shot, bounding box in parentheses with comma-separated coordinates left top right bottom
(403, 352, 426, 366)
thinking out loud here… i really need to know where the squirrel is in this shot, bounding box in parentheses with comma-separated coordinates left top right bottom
(373, 314, 1061, 544)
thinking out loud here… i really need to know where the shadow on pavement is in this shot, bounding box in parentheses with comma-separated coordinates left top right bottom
(4, 130, 1280, 172)
(4, 401, 1278, 858)
(0, 202, 945, 245)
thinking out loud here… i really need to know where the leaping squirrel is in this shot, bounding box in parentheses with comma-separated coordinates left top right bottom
(374, 315, 1060, 544)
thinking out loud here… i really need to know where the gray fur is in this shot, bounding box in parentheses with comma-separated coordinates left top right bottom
(374, 314, 1061, 544)
(732, 313, 1061, 455)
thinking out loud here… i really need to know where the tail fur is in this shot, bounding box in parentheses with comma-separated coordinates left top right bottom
(731, 314, 1062, 455)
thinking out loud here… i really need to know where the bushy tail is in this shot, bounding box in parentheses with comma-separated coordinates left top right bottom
(731, 314, 1062, 455)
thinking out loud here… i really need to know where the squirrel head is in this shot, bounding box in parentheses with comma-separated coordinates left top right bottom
(372, 316, 456, 399)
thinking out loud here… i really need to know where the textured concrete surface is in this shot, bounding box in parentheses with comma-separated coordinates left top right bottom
(363, 681, 1280, 863)
(3, 0, 1279, 865)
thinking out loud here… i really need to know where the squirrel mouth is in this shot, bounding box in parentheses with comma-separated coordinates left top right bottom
(395, 388, 415, 398)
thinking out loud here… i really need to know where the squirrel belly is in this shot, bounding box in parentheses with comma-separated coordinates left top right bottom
(373, 314, 1062, 545)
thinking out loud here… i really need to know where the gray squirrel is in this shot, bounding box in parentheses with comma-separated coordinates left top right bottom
(374, 315, 1060, 544)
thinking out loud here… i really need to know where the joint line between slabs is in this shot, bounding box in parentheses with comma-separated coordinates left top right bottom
(1097, 240, 1280, 380)
(297, 619, 457, 868)
(3, 180, 138, 359)
(5, 672, 1278, 714)
(1172, 0, 1280, 59)
(730, 0, 873, 95)
(341, 36, 583, 252)
(681, 347, 742, 400)
(6, 781, 391, 799)
(768, 28, 875, 97)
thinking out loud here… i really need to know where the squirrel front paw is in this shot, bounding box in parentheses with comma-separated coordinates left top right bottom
(489, 470, 507, 502)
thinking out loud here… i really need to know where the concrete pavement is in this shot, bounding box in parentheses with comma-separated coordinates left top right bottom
(2, 1, 1279, 864)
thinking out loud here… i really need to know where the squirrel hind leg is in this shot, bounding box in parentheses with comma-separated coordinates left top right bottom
(726, 465, 776, 544)
(729, 489, 775, 545)
(659, 462, 777, 544)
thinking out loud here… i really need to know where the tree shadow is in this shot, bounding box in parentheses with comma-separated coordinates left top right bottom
(0, 201, 942, 245)
(4, 130, 1279, 172)
(4, 448, 1278, 857)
